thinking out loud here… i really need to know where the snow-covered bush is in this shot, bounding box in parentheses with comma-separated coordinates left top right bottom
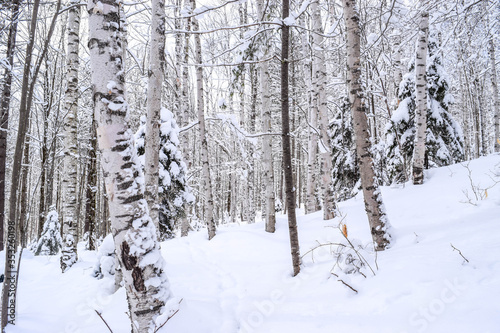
(92, 234, 116, 279)
(35, 206, 62, 256)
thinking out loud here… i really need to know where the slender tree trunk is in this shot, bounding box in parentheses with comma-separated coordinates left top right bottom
(489, 30, 499, 152)
(19, 122, 32, 249)
(412, 5, 429, 185)
(61, 0, 81, 272)
(84, 122, 97, 250)
(87, 1, 170, 331)
(191, 0, 216, 240)
(145, 0, 166, 231)
(303, 14, 320, 215)
(282, 0, 301, 276)
(257, 0, 276, 233)
(311, 0, 336, 220)
(0, 0, 21, 251)
(342, 0, 391, 251)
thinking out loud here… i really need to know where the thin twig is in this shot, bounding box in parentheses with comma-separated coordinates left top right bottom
(331, 273, 358, 293)
(451, 243, 470, 263)
(95, 310, 113, 333)
(154, 299, 183, 333)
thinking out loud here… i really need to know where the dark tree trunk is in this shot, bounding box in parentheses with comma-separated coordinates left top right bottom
(281, 0, 301, 277)
(0, 0, 21, 251)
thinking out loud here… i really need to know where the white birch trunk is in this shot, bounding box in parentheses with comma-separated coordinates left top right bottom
(60, 0, 80, 272)
(342, 0, 391, 251)
(257, 0, 276, 233)
(144, 0, 166, 231)
(88, 2, 170, 331)
(180, 0, 192, 237)
(302, 14, 320, 215)
(412, 7, 429, 185)
(488, 23, 499, 152)
(311, 0, 336, 220)
(191, 0, 216, 239)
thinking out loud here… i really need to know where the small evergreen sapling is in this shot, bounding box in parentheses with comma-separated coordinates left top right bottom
(35, 206, 62, 256)
(331, 99, 360, 201)
(385, 35, 465, 184)
(135, 109, 194, 240)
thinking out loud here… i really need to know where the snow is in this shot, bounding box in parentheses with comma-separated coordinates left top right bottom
(3, 155, 500, 332)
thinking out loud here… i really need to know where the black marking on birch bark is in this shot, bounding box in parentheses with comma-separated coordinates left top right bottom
(117, 180, 133, 190)
(121, 241, 137, 270)
(134, 304, 162, 316)
(122, 194, 143, 204)
(121, 162, 133, 169)
(111, 143, 128, 152)
(88, 38, 109, 53)
(132, 267, 145, 291)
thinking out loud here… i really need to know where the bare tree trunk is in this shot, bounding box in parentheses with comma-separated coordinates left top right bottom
(0, 0, 20, 251)
(342, 0, 391, 251)
(191, 0, 216, 240)
(311, 0, 336, 220)
(257, 0, 276, 233)
(61, 0, 81, 272)
(489, 26, 499, 152)
(412, 5, 429, 185)
(145, 0, 166, 231)
(180, 0, 192, 237)
(88, 2, 170, 331)
(304, 16, 320, 215)
(84, 122, 97, 251)
(282, 0, 301, 276)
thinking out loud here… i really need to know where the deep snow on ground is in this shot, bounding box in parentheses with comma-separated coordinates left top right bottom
(3, 154, 500, 333)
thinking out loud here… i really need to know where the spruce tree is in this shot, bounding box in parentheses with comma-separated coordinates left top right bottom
(385, 35, 464, 184)
(135, 110, 193, 240)
(331, 99, 360, 201)
(158, 109, 194, 240)
(35, 206, 62, 256)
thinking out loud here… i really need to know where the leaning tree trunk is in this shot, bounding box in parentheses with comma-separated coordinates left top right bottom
(412, 5, 429, 185)
(61, 0, 81, 272)
(191, 0, 216, 240)
(342, 0, 391, 251)
(145, 0, 166, 231)
(87, 1, 170, 331)
(257, 0, 276, 233)
(282, 0, 301, 276)
(0, 0, 20, 251)
(311, 0, 336, 220)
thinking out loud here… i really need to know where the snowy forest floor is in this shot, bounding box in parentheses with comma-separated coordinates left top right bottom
(4, 154, 500, 333)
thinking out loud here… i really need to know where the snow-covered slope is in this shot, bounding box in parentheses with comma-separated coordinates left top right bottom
(4, 154, 500, 333)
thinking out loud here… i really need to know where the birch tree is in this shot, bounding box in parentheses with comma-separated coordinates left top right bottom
(257, 0, 276, 233)
(145, 0, 166, 230)
(412, 5, 429, 185)
(0, 0, 21, 251)
(282, 0, 301, 276)
(60, 0, 81, 272)
(311, 0, 336, 220)
(342, 0, 391, 251)
(191, 0, 216, 240)
(87, 1, 170, 330)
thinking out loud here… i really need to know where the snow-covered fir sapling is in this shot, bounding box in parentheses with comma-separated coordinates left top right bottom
(135, 109, 194, 240)
(92, 234, 116, 279)
(330, 99, 360, 201)
(35, 206, 62, 256)
(385, 35, 465, 184)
